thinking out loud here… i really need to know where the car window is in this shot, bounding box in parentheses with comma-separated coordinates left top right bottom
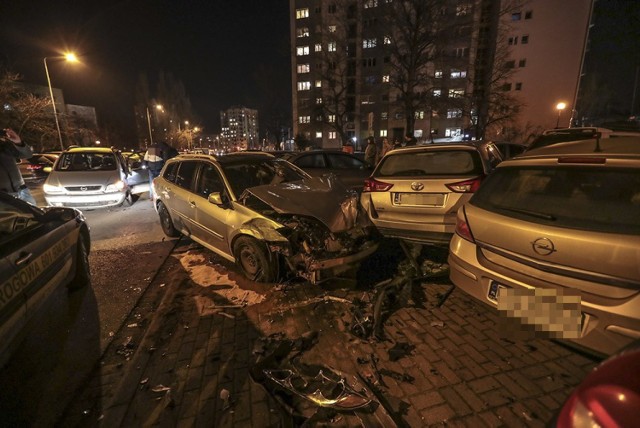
(175, 161, 198, 190)
(471, 166, 640, 234)
(222, 159, 305, 197)
(327, 153, 364, 169)
(56, 152, 117, 171)
(163, 162, 179, 183)
(195, 162, 225, 198)
(295, 153, 327, 168)
(377, 150, 483, 177)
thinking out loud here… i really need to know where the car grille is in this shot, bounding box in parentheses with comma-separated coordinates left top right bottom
(65, 186, 102, 191)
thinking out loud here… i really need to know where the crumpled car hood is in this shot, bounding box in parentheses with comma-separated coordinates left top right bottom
(245, 175, 363, 233)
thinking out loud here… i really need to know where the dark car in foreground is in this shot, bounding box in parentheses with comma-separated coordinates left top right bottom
(0, 192, 91, 364)
(153, 153, 379, 283)
(360, 142, 503, 246)
(281, 150, 374, 191)
(449, 137, 640, 357)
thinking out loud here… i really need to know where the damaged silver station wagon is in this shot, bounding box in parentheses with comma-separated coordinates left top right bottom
(153, 153, 379, 283)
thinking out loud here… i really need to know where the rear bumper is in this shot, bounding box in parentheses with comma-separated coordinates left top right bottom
(448, 234, 640, 357)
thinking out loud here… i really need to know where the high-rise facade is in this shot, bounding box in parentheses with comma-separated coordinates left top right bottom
(220, 106, 259, 150)
(289, 0, 592, 147)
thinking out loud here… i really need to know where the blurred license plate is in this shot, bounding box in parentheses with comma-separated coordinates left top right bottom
(488, 281, 506, 302)
(395, 193, 445, 206)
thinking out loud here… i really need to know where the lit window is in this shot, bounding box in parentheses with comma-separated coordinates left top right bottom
(296, 46, 309, 56)
(296, 8, 309, 19)
(381, 112, 388, 120)
(315, 80, 322, 88)
(364, 0, 378, 8)
(447, 109, 462, 118)
(380, 130, 388, 137)
(450, 70, 467, 79)
(363, 38, 377, 48)
(328, 42, 337, 52)
(315, 44, 322, 52)
(297, 81, 311, 91)
(329, 131, 336, 139)
(445, 128, 462, 137)
(382, 75, 390, 83)
(316, 97, 323, 104)
(316, 132, 322, 138)
(297, 27, 309, 38)
(414, 111, 425, 119)
(298, 116, 311, 124)
(433, 89, 442, 97)
(328, 115, 336, 123)
(328, 25, 336, 33)
(384, 36, 391, 45)
(456, 3, 471, 16)
(449, 89, 464, 98)
(435, 70, 443, 78)
(297, 64, 310, 73)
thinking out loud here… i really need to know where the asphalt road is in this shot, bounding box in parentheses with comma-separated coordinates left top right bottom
(0, 186, 177, 426)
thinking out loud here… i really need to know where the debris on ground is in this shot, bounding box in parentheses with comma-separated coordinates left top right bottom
(388, 342, 415, 362)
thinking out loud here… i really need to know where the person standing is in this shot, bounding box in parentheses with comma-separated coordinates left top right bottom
(364, 136, 377, 166)
(380, 137, 394, 159)
(0, 128, 37, 205)
(143, 142, 166, 198)
(404, 132, 417, 147)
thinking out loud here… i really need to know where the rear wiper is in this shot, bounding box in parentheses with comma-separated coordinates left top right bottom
(500, 207, 556, 221)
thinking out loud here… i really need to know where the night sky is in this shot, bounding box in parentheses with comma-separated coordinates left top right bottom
(0, 1, 292, 141)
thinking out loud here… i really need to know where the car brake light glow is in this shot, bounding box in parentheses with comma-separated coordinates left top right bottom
(455, 211, 474, 243)
(446, 175, 484, 193)
(362, 177, 394, 192)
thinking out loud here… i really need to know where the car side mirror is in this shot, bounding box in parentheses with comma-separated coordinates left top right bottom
(208, 192, 228, 207)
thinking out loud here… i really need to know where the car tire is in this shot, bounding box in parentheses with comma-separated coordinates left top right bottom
(158, 202, 180, 237)
(233, 236, 277, 283)
(68, 234, 91, 290)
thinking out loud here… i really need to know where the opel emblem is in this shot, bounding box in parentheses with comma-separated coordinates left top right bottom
(411, 182, 424, 191)
(531, 237, 556, 256)
(80, 186, 88, 191)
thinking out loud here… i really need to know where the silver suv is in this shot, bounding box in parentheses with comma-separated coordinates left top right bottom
(449, 137, 640, 356)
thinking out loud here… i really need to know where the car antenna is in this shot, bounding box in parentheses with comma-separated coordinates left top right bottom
(594, 132, 602, 153)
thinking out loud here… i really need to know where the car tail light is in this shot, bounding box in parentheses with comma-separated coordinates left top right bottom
(362, 177, 394, 193)
(455, 209, 474, 243)
(446, 175, 484, 193)
(28, 164, 43, 171)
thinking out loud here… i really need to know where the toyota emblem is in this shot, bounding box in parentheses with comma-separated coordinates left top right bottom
(411, 182, 424, 191)
(531, 237, 556, 256)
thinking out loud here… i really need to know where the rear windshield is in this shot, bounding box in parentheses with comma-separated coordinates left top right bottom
(471, 166, 640, 234)
(56, 152, 117, 171)
(376, 150, 483, 177)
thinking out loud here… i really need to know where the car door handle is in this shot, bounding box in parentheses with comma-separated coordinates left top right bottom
(189, 201, 196, 208)
(15, 252, 33, 267)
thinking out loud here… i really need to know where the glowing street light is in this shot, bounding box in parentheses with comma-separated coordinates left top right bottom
(555, 102, 567, 128)
(44, 52, 78, 150)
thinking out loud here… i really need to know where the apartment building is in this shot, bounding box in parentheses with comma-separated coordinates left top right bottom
(289, 0, 592, 147)
(220, 106, 259, 150)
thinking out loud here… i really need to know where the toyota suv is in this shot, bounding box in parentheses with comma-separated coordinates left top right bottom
(449, 137, 640, 356)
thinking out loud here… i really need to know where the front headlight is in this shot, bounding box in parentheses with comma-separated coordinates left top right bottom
(105, 180, 126, 193)
(43, 183, 64, 194)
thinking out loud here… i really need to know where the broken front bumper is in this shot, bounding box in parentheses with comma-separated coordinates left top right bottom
(304, 240, 379, 283)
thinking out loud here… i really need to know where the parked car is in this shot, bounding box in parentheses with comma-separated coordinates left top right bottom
(18, 153, 59, 181)
(43, 147, 146, 209)
(526, 127, 613, 152)
(360, 142, 503, 246)
(0, 191, 90, 364)
(494, 141, 528, 160)
(153, 153, 379, 283)
(449, 137, 640, 357)
(551, 339, 640, 427)
(281, 150, 374, 191)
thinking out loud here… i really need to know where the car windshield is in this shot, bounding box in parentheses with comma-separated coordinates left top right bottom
(56, 152, 118, 172)
(376, 150, 483, 177)
(221, 158, 306, 197)
(471, 166, 640, 234)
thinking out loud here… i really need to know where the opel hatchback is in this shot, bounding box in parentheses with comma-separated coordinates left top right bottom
(449, 137, 640, 356)
(360, 142, 502, 245)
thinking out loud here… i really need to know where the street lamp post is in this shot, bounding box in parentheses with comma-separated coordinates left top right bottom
(145, 104, 163, 148)
(555, 102, 567, 128)
(44, 53, 78, 151)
